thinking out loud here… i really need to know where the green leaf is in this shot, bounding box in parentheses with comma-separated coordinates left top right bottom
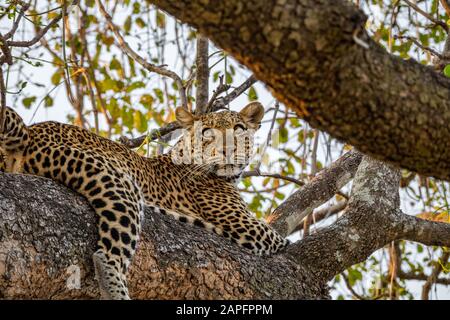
(139, 94, 154, 109)
(132, 2, 141, 14)
(417, 244, 423, 253)
(100, 77, 116, 91)
(248, 86, 258, 101)
(225, 71, 233, 84)
(279, 127, 288, 143)
(124, 16, 132, 33)
(107, 98, 120, 119)
(109, 56, 121, 71)
(275, 191, 285, 200)
(121, 107, 134, 129)
(156, 11, 166, 28)
(241, 177, 252, 188)
(51, 71, 62, 85)
(444, 65, 450, 77)
(22, 96, 36, 108)
(213, 71, 220, 82)
(135, 17, 146, 28)
(286, 160, 295, 175)
(44, 96, 54, 108)
(126, 81, 145, 93)
(153, 88, 164, 103)
(134, 110, 148, 133)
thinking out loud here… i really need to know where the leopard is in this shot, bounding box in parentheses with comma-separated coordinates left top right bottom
(0, 102, 289, 300)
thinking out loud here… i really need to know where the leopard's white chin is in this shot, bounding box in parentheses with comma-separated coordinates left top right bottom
(215, 164, 242, 177)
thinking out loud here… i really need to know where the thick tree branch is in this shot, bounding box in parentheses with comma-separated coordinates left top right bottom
(0, 173, 326, 299)
(396, 214, 450, 247)
(151, 0, 450, 181)
(271, 150, 363, 237)
(286, 156, 402, 281)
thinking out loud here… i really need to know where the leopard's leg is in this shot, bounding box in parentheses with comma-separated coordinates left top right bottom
(83, 172, 145, 300)
(0, 149, 5, 172)
(23, 145, 144, 300)
(0, 107, 30, 173)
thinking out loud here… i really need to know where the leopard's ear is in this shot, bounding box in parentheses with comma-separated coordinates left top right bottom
(175, 107, 195, 127)
(239, 102, 264, 129)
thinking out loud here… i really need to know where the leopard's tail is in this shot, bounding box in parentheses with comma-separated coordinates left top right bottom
(0, 107, 30, 152)
(148, 205, 224, 236)
(148, 205, 290, 255)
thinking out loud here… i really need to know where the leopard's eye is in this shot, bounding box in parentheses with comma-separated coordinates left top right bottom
(202, 128, 214, 138)
(234, 124, 246, 134)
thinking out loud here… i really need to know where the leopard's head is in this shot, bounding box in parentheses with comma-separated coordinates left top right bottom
(172, 102, 264, 177)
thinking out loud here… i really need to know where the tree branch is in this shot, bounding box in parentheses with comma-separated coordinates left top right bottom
(286, 156, 402, 281)
(270, 150, 363, 237)
(194, 35, 209, 114)
(210, 75, 257, 112)
(396, 214, 450, 247)
(421, 251, 450, 300)
(7, 0, 80, 48)
(402, 0, 448, 32)
(0, 173, 326, 299)
(151, 0, 450, 181)
(119, 121, 181, 149)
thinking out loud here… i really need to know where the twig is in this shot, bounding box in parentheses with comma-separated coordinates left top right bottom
(394, 35, 444, 58)
(210, 74, 257, 111)
(241, 171, 305, 186)
(119, 121, 181, 149)
(310, 129, 320, 175)
(254, 101, 279, 172)
(3, 1, 30, 41)
(81, 71, 99, 134)
(7, 0, 80, 48)
(421, 251, 450, 299)
(205, 75, 230, 112)
(0, 66, 6, 133)
(96, 0, 187, 108)
(397, 268, 450, 285)
(403, 0, 448, 32)
(342, 273, 369, 300)
(194, 35, 209, 114)
(0, 33, 13, 65)
(440, 0, 450, 17)
(388, 241, 400, 299)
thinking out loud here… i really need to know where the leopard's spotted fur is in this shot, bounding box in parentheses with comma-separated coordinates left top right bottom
(0, 102, 289, 300)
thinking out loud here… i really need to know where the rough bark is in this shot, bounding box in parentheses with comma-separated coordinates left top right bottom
(0, 173, 326, 299)
(271, 150, 363, 237)
(151, 0, 450, 181)
(286, 156, 403, 281)
(195, 35, 209, 114)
